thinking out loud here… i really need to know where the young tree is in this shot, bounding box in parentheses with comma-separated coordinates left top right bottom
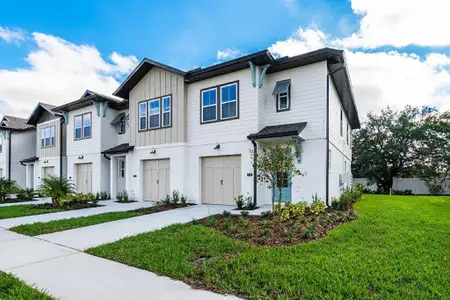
(252, 142, 304, 212)
(0, 178, 19, 201)
(38, 175, 75, 208)
(352, 106, 424, 193)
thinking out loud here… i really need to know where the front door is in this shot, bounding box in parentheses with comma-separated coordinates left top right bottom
(76, 163, 92, 193)
(117, 158, 126, 194)
(274, 171, 292, 202)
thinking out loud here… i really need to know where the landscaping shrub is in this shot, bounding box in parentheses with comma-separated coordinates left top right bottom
(332, 187, 363, 211)
(116, 191, 130, 202)
(392, 189, 413, 195)
(17, 188, 35, 201)
(234, 195, 245, 209)
(158, 190, 189, 206)
(59, 192, 99, 209)
(38, 176, 75, 208)
(171, 190, 180, 204)
(310, 194, 326, 215)
(0, 178, 19, 201)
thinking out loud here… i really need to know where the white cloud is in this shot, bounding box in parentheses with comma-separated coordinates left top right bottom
(0, 26, 25, 44)
(283, 0, 298, 13)
(217, 48, 242, 60)
(0, 32, 138, 118)
(341, 0, 450, 48)
(269, 27, 450, 115)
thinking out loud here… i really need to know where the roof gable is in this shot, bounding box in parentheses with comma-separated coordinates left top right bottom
(26, 102, 59, 126)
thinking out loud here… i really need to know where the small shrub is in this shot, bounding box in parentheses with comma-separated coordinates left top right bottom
(243, 196, 257, 210)
(223, 210, 231, 217)
(304, 223, 317, 238)
(180, 195, 187, 205)
(224, 216, 232, 230)
(261, 211, 273, 218)
(161, 194, 171, 205)
(116, 192, 124, 202)
(171, 190, 180, 204)
(192, 218, 199, 225)
(207, 216, 215, 226)
(235, 195, 245, 209)
(240, 210, 249, 217)
(95, 192, 100, 200)
(100, 191, 109, 200)
(116, 191, 130, 202)
(310, 194, 326, 215)
(17, 188, 34, 201)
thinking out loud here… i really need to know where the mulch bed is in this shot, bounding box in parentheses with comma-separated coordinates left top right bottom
(0, 198, 37, 204)
(115, 200, 138, 203)
(198, 209, 357, 246)
(130, 203, 194, 214)
(31, 203, 102, 210)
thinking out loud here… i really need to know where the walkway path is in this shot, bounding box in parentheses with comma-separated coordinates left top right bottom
(38, 204, 230, 250)
(0, 200, 154, 228)
(0, 205, 238, 300)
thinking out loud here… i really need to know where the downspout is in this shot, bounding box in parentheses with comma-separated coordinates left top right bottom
(8, 131, 11, 180)
(60, 119, 63, 179)
(251, 140, 257, 207)
(103, 153, 111, 161)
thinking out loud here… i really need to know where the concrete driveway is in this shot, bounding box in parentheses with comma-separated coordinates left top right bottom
(0, 205, 238, 300)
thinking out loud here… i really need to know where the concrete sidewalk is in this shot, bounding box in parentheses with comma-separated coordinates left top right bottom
(0, 200, 154, 229)
(38, 204, 230, 250)
(0, 228, 238, 300)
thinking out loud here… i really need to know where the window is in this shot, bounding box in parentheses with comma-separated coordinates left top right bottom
(346, 123, 349, 145)
(74, 113, 91, 140)
(139, 102, 147, 130)
(201, 88, 217, 122)
(220, 83, 238, 119)
(162, 96, 171, 127)
(120, 160, 125, 178)
(273, 80, 291, 112)
(340, 109, 343, 136)
(41, 126, 55, 147)
(118, 119, 126, 134)
(148, 99, 160, 129)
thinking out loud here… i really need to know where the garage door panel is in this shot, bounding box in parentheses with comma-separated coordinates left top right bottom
(142, 159, 170, 202)
(233, 166, 241, 201)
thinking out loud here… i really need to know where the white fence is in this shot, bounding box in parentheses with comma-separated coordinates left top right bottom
(353, 178, 450, 195)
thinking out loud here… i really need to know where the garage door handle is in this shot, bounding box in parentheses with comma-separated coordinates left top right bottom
(220, 180, 223, 185)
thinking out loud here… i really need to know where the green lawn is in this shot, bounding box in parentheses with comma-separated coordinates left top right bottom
(0, 205, 62, 220)
(11, 210, 145, 236)
(0, 271, 54, 300)
(88, 195, 450, 299)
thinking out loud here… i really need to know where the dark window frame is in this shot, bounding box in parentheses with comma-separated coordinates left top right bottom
(118, 118, 126, 135)
(137, 94, 172, 132)
(200, 80, 239, 125)
(74, 112, 92, 141)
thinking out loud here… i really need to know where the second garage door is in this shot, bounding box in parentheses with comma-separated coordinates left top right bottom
(201, 155, 241, 205)
(76, 163, 92, 194)
(142, 159, 170, 202)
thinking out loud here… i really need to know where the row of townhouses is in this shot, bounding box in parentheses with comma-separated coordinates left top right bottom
(0, 48, 360, 205)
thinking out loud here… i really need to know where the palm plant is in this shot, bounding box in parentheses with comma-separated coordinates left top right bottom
(38, 176, 75, 208)
(0, 178, 19, 201)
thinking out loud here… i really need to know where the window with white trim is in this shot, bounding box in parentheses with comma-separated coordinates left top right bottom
(273, 80, 291, 112)
(139, 102, 147, 131)
(74, 113, 91, 140)
(41, 126, 55, 147)
(148, 99, 160, 129)
(162, 96, 171, 127)
(201, 88, 217, 123)
(220, 83, 238, 119)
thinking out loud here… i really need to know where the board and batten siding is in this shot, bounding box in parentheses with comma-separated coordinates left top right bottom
(129, 67, 186, 147)
(37, 118, 64, 158)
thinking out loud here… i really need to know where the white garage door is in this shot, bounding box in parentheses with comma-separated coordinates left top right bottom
(42, 166, 55, 178)
(142, 159, 170, 202)
(201, 155, 241, 205)
(76, 163, 92, 194)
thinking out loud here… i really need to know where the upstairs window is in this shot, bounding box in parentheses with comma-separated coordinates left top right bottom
(273, 80, 291, 112)
(220, 83, 238, 119)
(201, 88, 217, 123)
(162, 96, 171, 127)
(148, 99, 160, 129)
(41, 126, 55, 147)
(74, 113, 91, 140)
(118, 119, 126, 134)
(139, 102, 147, 131)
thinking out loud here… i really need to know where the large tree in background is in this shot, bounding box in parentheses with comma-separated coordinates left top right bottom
(352, 106, 424, 193)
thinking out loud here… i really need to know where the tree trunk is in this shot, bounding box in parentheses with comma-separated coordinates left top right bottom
(52, 197, 59, 208)
(278, 187, 283, 212)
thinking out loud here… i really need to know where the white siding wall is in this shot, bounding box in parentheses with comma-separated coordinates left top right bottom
(11, 130, 36, 187)
(34, 157, 66, 189)
(67, 106, 101, 156)
(328, 79, 352, 200)
(0, 135, 9, 179)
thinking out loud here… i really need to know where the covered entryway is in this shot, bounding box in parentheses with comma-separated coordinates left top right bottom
(142, 159, 170, 202)
(42, 166, 55, 178)
(201, 155, 241, 205)
(76, 163, 92, 193)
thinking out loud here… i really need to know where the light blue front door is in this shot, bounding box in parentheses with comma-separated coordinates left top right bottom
(274, 172, 292, 202)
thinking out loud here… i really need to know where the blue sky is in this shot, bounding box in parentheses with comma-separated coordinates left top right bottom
(0, 0, 449, 118)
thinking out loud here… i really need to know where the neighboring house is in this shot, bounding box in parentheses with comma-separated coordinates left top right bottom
(0, 116, 36, 187)
(23, 103, 66, 189)
(52, 91, 129, 196)
(111, 47, 360, 205)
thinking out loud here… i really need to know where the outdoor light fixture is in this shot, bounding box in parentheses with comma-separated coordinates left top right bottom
(150, 149, 156, 154)
(214, 143, 220, 150)
(43, 160, 48, 163)
(78, 155, 84, 159)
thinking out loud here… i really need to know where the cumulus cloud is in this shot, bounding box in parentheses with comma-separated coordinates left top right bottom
(341, 0, 450, 48)
(269, 27, 450, 115)
(0, 32, 138, 118)
(217, 48, 242, 60)
(0, 26, 25, 44)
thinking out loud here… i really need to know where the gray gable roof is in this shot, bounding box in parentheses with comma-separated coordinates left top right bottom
(0, 115, 35, 131)
(248, 122, 307, 140)
(26, 102, 61, 126)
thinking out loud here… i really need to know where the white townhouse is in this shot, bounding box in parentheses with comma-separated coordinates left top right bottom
(22, 103, 66, 189)
(0, 116, 36, 187)
(109, 47, 360, 206)
(52, 91, 129, 196)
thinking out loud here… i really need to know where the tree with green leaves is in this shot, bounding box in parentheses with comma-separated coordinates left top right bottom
(38, 175, 75, 208)
(0, 178, 19, 201)
(252, 142, 304, 212)
(352, 106, 424, 193)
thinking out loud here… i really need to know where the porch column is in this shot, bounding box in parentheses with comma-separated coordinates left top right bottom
(25, 164, 30, 189)
(110, 157, 117, 199)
